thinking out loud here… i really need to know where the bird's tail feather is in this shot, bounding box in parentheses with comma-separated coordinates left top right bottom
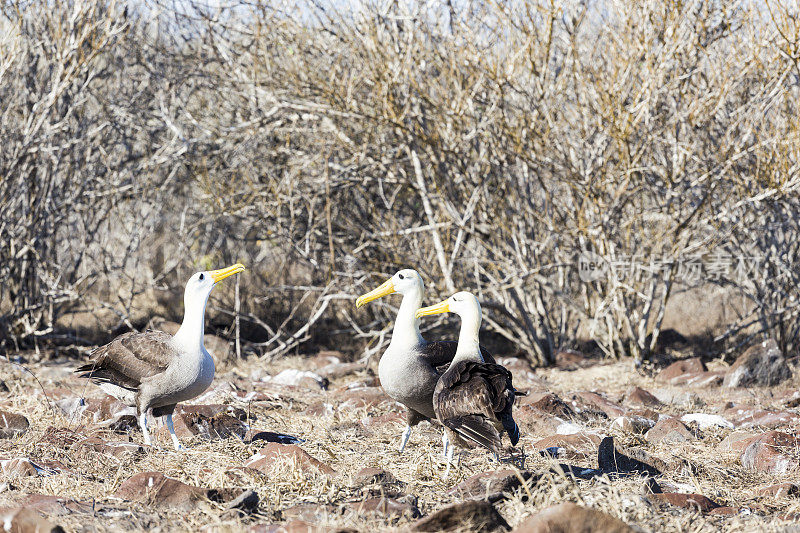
(445, 415, 502, 454)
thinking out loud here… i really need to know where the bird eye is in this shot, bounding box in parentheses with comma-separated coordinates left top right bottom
(199, 273, 205, 281)
(398, 273, 404, 280)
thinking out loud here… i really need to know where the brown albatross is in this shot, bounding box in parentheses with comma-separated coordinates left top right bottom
(416, 291, 520, 478)
(355, 269, 493, 453)
(76, 263, 245, 450)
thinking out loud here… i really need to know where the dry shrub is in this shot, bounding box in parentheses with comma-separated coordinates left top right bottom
(1, 0, 799, 363)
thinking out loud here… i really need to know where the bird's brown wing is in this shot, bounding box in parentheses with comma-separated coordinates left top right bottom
(75, 330, 176, 390)
(420, 341, 496, 376)
(434, 361, 519, 452)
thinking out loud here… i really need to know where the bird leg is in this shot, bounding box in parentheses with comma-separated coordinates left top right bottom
(442, 443, 455, 480)
(138, 411, 152, 446)
(398, 425, 412, 453)
(166, 414, 184, 451)
(441, 431, 450, 458)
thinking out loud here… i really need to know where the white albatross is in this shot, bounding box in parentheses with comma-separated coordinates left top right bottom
(355, 269, 494, 454)
(76, 263, 245, 450)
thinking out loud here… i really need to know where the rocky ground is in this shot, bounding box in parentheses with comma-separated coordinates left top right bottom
(1, 339, 799, 532)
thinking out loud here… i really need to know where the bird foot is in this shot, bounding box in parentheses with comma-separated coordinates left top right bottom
(498, 447, 526, 469)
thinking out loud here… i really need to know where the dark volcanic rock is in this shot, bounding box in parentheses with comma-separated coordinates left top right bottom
(449, 469, 538, 502)
(511, 502, 635, 533)
(724, 339, 791, 388)
(409, 500, 509, 532)
(741, 431, 800, 474)
(247, 430, 304, 445)
(598, 437, 662, 477)
(0, 410, 29, 439)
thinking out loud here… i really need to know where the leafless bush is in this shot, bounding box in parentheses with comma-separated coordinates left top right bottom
(2, 0, 799, 363)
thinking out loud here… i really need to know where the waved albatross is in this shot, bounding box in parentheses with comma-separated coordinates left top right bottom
(355, 269, 493, 453)
(76, 263, 245, 450)
(416, 291, 521, 478)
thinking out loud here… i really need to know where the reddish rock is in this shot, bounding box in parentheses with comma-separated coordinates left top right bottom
(352, 467, 397, 486)
(17, 494, 93, 515)
(721, 405, 800, 429)
(0, 410, 29, 439)
(674, 371, 725, 387)
(646, 417, 694, 444)
(554, 349, 595, 370)
(70, 437, 143, 459)
(37, 427, 84, 448)
(114, 471, 256, 512)
(345, 497, 420, 519)
(449, 469, 538, 502)
(649, 493, 720, 512)
(624, 387, 663, 408)
(741, 431, 800, 474)
(533, 433, 602, 460)
(0, 507, 63, 533)
(360, 412, 404, 428)
(724, 339, 790, 388)
(656, 357, 706, 382)
(707, 506, 739, 516)
(717, 432, 759, 454)
(520, 392, 575, 419)
(410, 500, 507, 532)
(176, 403, 247, 420)
(318, 362, 364, 380)
(156, 411, 247, 441)
(612, 415, 654, 434)
(511, 502, 635, 533)
(305, 401, 335, 418)
(245, 443, 334, 475)
(337, 387, 394, 411)
(114, 472, 208, 509)
(756, 483, 799, 498)
(307, 351, 344, 368)
(0, 458, 39, 477)
(569, 391, 626, 418)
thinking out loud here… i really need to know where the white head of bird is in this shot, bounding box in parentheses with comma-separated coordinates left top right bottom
(415, 291, 483, 362)
(174, 263, 246, 349)
(355, 268, 425, 348)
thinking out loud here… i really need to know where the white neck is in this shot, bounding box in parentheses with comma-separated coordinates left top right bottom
(388, 285, 424, 350)
(454, 310, 483, 363)
(172, 290, 210, 353)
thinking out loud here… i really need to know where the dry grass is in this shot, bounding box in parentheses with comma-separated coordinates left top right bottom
(2, 353, 800, 532)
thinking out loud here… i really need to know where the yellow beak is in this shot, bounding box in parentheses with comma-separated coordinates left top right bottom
(355, 279, 396, 308)
(210, 263, 246, 284)
(415, 299, 451, 319)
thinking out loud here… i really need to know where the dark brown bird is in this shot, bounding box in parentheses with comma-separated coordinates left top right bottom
(76, 264, 245, 450)
(416, 291, 520, 478)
